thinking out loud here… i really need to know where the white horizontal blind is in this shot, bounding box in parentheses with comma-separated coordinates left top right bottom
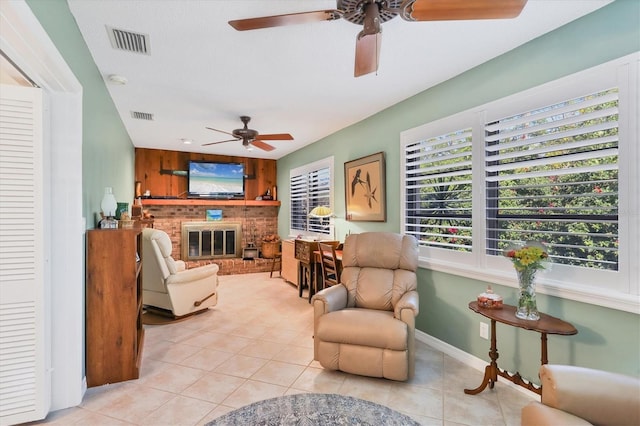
(290, 160, 332, 236)
(404, 128, 473, 252)
(485, 88, 619, 270)
(290, 173, 308, 232)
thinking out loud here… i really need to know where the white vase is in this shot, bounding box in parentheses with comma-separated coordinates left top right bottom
(101, 187, 117, 217)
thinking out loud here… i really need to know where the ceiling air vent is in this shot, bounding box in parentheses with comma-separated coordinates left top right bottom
(107, 26, 150, 55)
(131, 111, 154, 121)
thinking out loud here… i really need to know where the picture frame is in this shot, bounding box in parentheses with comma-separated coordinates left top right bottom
(206, 209, 222, 221)
(344, 151, 386, 222)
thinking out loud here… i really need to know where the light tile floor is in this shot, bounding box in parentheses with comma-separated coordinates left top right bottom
(33, 272, 535, 425)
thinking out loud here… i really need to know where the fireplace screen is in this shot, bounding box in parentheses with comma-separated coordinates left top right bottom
(182, 222, 242, 260)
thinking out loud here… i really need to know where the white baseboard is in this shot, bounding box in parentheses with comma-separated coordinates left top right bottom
(415, 329, 538, 400)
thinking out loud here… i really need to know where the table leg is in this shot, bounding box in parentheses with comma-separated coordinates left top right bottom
(541, 332, 548, 365)
(315, 263, 324, 293)
(465, 319, 499, 394)
(307, 262, 315, 302)
(298, 263, 304, 298)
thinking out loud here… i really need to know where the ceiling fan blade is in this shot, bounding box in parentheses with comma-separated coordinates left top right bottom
(202, 138, 239, 147)
(229, 10, 341, 31)
(205, 126, 235, 137)
(255, 133, 294, 141)
(250, 140, 276, 151)
(402, 0, 527, 21)
(354, 32, 381, 77)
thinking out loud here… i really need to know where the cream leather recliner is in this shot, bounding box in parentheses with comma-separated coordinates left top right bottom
(311, 232, 419, 381)
(521, 364, 640, 426)
(142, 228, 219, 317)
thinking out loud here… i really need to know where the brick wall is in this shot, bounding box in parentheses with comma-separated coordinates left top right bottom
(143, 204, 280, 275)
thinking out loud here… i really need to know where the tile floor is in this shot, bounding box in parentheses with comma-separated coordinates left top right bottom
(33, 272, 535, 425)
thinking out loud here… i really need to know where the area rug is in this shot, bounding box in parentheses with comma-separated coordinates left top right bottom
(206, 393, 420, 425)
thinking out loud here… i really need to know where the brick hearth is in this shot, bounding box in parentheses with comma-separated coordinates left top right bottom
(143, 203, 279, 275)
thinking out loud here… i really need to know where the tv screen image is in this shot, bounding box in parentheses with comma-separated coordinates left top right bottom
(188, 162, 245, 198)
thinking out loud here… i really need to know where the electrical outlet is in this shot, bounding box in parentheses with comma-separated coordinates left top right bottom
(479, 322, 489, 340)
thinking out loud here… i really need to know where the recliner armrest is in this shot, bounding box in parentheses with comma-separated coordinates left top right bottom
(394, 290, 419, 319)
(522, 401, 592, 426)
(175, 259, 186, 272)
(538, 364, 640, 426)
(312, 284, 347, 313)
(166, 263, 219, 286)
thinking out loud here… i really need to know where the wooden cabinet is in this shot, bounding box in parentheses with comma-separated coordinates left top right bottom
(134, 148, 277, 200)
(281, 240, 299, 286)
(86, 228, 144, 387)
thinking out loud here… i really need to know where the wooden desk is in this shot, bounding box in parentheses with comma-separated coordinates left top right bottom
(465, 301, 577, 395)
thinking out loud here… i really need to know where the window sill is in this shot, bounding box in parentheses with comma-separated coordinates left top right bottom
(418, 257, 639, 314)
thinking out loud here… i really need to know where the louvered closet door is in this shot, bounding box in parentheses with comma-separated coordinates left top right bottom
(0, 84, 49, 424)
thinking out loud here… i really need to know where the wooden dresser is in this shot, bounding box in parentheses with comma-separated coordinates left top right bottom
(85, 228, 144, 387)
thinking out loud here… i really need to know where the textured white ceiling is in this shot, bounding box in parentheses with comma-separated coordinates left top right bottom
(68, 0, 612, 159)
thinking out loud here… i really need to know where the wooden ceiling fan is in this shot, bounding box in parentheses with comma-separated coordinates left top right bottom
(229, 0, 528, 77)
(202, 116, 294, 152)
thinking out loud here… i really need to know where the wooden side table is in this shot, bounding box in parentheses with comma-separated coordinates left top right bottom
(465, 301, 577, 395)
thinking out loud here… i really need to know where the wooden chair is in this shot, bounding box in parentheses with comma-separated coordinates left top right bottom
(318, 242, 341, 290)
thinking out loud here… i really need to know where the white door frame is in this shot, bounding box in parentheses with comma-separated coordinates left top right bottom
(1, 0, 85, 412)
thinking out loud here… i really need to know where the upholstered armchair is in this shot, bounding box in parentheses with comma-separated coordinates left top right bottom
(142, 228, 219, 317)
(311, 232, 419, 381)
(521, 364, 640, 426)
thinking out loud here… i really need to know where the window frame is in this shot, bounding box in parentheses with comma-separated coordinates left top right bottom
(288, 156, 334, 239)
(400, 53, 639, 313)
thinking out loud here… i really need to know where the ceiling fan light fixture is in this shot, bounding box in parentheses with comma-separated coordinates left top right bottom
(242, 139, 254, 151)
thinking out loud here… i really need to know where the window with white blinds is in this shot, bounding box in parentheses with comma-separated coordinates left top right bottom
(485, 89, 619, 270)
(289, 157, 333, 237)
(400, 54, 638, 308)
(405, 128, 473, 252)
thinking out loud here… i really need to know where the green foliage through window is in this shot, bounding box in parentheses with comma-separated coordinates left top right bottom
(404, 88, 619, 271)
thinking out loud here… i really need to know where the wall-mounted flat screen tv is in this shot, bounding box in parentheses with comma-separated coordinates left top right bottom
(187, 161, 245, 199)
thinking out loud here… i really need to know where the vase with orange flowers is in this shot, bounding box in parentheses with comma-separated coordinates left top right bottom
(505, 242, 549, 320)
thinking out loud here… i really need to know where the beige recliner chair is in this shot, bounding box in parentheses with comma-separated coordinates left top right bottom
(142, 228, 219, 317)
(311, 232, 419, 381)
(521, 364, 640, 426)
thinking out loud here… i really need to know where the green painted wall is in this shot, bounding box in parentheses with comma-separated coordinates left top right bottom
(278, 0, 640, 381)
(27, 0, 135, 228)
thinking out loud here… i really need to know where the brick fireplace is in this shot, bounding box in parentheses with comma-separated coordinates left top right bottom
(181, 221, 242, 260)
(142, 201, 279, 275)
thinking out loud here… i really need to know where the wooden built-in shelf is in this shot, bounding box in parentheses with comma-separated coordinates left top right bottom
(141, 199, 280, 207)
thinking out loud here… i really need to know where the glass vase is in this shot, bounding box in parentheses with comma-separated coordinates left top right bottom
(516, 268, 540, 320)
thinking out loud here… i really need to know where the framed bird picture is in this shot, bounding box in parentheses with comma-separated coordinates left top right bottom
(344, 151, 386, 221)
